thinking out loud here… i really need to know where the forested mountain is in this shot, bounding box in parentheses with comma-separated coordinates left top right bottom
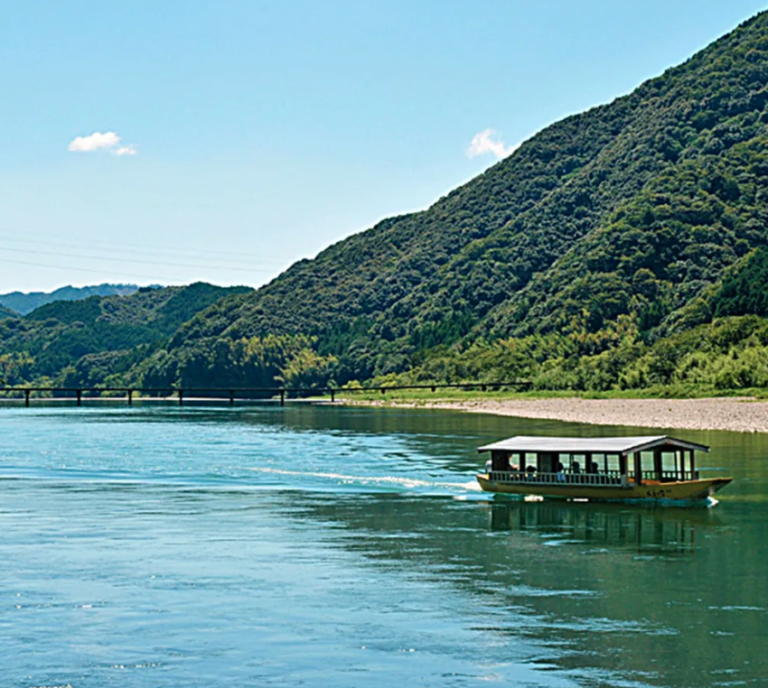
(5, 12, 768, 394)
(141, 11, 768, 393)
(0, 303, 17, 319)
(0, 283, 250, 387)
(0, 283, 142, 315)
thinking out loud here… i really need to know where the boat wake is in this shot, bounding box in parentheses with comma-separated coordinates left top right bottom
(243, 466, 482, 493)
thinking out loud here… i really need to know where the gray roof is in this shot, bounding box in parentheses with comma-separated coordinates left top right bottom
(478, 435, 709, 454)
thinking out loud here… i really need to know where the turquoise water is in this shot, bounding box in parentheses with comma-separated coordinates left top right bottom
(1, 403, 766, 687)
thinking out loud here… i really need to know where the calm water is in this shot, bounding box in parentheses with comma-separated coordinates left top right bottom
(1, 403, 766, 687)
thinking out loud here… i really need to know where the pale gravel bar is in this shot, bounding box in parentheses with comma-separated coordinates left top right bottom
(345, 397, 768, 433)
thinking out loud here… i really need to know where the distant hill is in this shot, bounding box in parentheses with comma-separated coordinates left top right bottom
(0, 283, 252, 387)
(0, 283, 144, 315)
(0, 303, 17, 319)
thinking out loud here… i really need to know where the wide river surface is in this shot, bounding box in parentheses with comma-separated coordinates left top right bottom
(1, 403, 766, 687)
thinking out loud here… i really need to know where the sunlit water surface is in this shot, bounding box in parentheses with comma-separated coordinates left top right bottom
(1, 403, 766, 687)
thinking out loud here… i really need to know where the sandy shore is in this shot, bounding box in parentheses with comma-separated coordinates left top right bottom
(343, 396, 768, 433)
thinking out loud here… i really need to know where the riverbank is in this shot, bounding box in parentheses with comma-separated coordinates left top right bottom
(340, 396, 768, 433)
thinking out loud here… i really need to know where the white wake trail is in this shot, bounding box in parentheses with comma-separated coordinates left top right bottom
(244, 466, 482, 492)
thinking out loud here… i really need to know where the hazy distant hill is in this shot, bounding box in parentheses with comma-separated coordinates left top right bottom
(0, 283, 143, 315)
(0, 283, 251, 387)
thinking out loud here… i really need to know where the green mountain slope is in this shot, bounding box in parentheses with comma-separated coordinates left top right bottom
(0, 283, 251, 386)
(0, 303, 17, 319)
(153, 11, 768, 391)
(0, 283, 142, 315)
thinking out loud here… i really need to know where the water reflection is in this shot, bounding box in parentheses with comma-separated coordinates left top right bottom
(290, 488, 763, 688)
(486, 500, 722, 556)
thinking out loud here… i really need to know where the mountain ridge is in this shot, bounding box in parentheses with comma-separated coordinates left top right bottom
(0, 283, 251, 387)
(147, 10, 768, 391)
(0, 283, 149, 315)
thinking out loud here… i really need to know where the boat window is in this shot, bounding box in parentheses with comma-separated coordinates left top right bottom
(661, 451, 678, 472)
(570, 454, 585, 473)
(538, 452, 557, 473)
(491, 450, 511, 471)
(522, 453, 536, 472)
(605, 454, 621, 472)
(640, 451, 655, 473)
(593, 453, 606, 472)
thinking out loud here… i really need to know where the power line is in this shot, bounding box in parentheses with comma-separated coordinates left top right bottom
(0, 244, 281, 274)
(0, 228, 294, 264)
(0, 256, 189, 283)
(0, 231, 290, 268)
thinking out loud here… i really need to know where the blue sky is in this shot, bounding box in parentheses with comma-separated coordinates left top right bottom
(0, 0, 765, 292)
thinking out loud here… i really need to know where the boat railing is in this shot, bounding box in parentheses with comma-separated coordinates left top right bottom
(642, 470, 699, 482)
(488, 470, 628, 487)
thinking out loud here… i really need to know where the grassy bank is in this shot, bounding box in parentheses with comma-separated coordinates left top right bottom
(331, 385, 768, 405)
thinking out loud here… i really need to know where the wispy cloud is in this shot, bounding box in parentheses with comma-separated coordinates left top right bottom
(68, 131, 137, 156)
(467, 129, 518, 159)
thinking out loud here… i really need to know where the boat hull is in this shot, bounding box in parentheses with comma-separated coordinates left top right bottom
(475, 474, 732, 502)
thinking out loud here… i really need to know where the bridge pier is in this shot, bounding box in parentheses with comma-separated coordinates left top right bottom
(2, 380, 528, 409)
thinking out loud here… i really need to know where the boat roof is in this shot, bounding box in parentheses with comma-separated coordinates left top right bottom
(478, 435, 709, 454)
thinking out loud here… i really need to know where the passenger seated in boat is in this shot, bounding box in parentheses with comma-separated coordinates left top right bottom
(572, 461, 581, 474)
(556, 462, 566, 483)
(525, 465, 536, 481)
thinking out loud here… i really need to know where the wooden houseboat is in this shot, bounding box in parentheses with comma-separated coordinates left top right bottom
(476, 435, 732, 503)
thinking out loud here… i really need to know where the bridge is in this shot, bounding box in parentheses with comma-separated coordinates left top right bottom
(0, 381, 533, 407)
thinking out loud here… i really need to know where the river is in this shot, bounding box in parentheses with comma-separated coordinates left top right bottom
(0, 403, 765, 687)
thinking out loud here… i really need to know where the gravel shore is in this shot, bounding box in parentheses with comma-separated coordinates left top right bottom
(347, 397, 768, 433)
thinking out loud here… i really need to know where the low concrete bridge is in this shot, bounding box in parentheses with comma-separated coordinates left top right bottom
(0, 381, 533, 407)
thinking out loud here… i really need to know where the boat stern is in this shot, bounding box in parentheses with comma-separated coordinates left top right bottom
(476, 473, 492, 491)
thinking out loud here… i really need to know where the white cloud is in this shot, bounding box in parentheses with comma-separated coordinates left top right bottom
(467, 129, 519, 159)
(68, 131, 137, 156)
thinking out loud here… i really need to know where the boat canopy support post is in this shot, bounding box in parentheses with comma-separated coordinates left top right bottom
(633, 452, 642, 485)
(24, 389, 30, 407)
(653, 449, 662, 479)
(689, 449, 696, 480)
(680, 449, 686, 481)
